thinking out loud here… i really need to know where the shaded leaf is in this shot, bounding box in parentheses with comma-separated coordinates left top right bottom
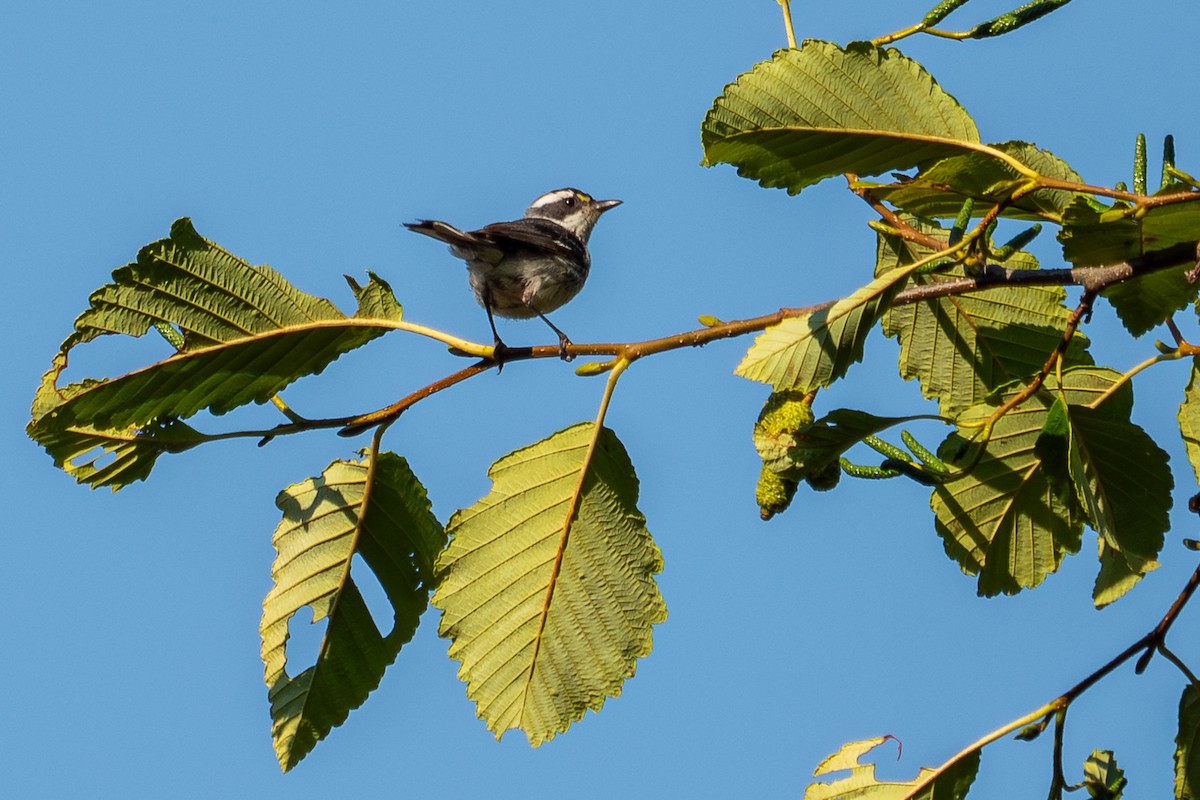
(877, 223, 1090, 414)
(1103, 262, 1200, 337)
(27, 353, 204, 490)
(702, 41, 980, 194)
(1059, 189, 1200, 322)
(859, 141, 1084, 221)
(804, 737, 978, 800)
(29, 219, 403, 436)
(735, 269, 906, 391)
(432, 423, 665, 745)
(1180, 360, 1200, 486)
(1082, 749, 1126, 799)
(260, 453, 445, 772)
(1177, 684, 1200, 800)
(938, 367, 1167, 601)
(933, 371, 1096, 596)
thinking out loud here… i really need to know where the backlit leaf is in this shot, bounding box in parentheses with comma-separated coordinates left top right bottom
(260, 453, 445, 772)
(804, 737, 978, 799)
(735, 269, 906, 391)
(877, 223, 1091, 414)
(432, 423, 665, 745)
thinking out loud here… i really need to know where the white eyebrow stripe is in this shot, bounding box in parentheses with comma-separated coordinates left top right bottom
(528, 189, 575, 209)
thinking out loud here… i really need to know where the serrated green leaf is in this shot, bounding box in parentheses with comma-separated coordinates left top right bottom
(1180, 360, 1200, 485)
(1059, 188, 1200, 274)
(28, 218, 403, 438)
(432, 422, 665, 745)
(937, 367, 1168, 601)
(702, 41, 980, 194)
(933, 372, 1094, 596)
(1102, 263, 1200, 337)
(1177, 684, 1200, 800)
(736, 270, 906, 391)
(1083, 749, 1126, 799)
(804, 737, 978, 800)
(1069, 402, 1170, 605)
(877, 223, 1091, 414)
(859, 141, 1084, 221)
(26, 353, 205, 490)
(260, 453, 445, 772)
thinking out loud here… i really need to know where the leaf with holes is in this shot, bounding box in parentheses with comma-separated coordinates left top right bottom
(432, 422, 666, 745)
(260, 453, 445, 772)
(701, 41, 981, 194)
(804, 736, 978, 800)
(27, 218, 403, 447)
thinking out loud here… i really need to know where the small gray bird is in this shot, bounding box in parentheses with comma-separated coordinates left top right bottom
(405, 188, 621, 362)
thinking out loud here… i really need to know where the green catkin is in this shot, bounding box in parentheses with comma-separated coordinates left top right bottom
(923, 0, 971, 26)
(839, 458, 902, 480)
(948, 197, 975, 246)
(991, 224, 1042, 261)
(1134, 133, 1147, 195)
(967, 0, 1073, 39)
(1162, 135, 1177, 190)
(899, 430, 950, 475)
(863, 435, 912, 463)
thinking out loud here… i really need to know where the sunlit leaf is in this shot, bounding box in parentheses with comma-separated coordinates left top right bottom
(702, 41, 980, 194)
(1102, 261, 1200, 337)
(260, 453, 445, 772)
(735, 269, 906, 391)
(804, 736, 978, 799)
(432, 422, 666, 745)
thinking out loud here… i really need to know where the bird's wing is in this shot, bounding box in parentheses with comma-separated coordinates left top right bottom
(404, 220, 504, 262)
(474, 218, 588, 266)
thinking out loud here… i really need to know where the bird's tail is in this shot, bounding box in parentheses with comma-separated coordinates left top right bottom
(403, 220, 484, 248)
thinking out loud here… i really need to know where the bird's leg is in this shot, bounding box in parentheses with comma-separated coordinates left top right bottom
(532, 309, 573, 361)
(484, 294, 509, 370)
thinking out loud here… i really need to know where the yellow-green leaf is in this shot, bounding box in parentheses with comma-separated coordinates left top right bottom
(735, 269, 906, 391)
(432, 422, 666, 745)
(260, 453, 445, 772)
(804, 737, 978, 800)
(702, 41, 980, 194)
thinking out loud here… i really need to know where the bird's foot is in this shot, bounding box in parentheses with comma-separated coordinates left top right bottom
(557, 333, 574, 362)
(491, 337, 510, 372)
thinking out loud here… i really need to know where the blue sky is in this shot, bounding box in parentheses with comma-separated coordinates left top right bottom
(5, 2, 1200, 798)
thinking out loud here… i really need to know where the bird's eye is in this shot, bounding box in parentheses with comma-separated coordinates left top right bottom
(564, 195, 576, 208)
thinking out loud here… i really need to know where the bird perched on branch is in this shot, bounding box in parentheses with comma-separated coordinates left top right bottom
(404, 188, 621, 363)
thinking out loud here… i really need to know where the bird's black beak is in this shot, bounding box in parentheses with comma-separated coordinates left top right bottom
(595, 199, 622, 213)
